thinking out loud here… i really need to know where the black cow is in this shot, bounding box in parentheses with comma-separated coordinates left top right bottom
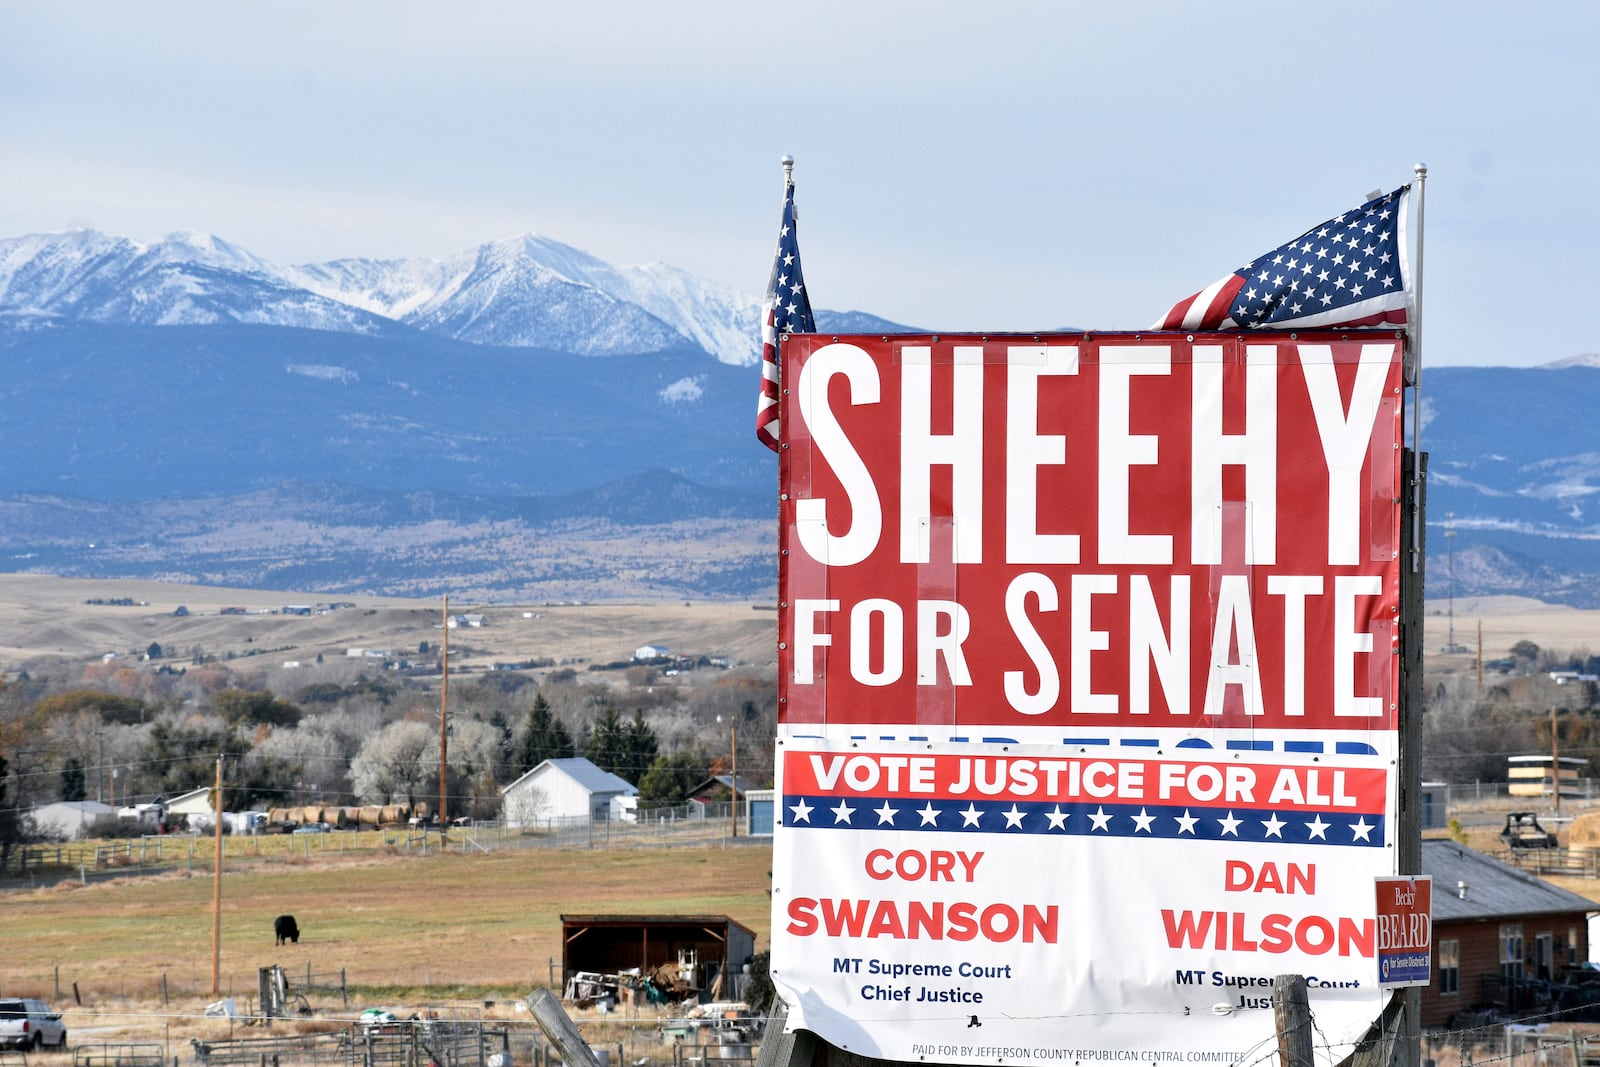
(274, 914, 300, 945)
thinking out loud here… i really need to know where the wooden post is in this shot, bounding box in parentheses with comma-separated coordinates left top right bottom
(1399, 449, 1426, 1066)
(1273, 975, 1312, 1067)
(211, 753, 225, 996)
(528, 988, 605, 1067)
(440, 594, 449, 827)
(1553, 705, 1563, 817)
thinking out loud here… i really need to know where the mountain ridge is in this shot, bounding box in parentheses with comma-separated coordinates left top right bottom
(0, 227, 916, 366)
(2, 226, 1598, 605)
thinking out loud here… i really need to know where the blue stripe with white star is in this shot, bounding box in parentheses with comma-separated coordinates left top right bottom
(779, 795, 1385, 847)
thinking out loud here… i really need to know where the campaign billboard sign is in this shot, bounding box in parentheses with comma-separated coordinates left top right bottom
(1376, 875, 1432, 987)
(777, 333, 1403, 743)
(772, 333, 1406, 1063)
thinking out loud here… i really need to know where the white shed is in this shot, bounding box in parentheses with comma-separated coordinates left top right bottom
(165, 787, 215, 820)
(32, 801, 113, 839)
(634, 644, 671, 660)
(501, 758, 637, 828)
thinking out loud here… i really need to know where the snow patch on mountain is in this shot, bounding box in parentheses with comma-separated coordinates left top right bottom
(288, 364, 359, 383)
(659, 376, 705, 403)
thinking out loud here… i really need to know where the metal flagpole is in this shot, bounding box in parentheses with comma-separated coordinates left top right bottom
(1408, 164, 1427, 577)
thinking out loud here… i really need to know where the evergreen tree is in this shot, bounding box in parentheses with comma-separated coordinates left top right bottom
(515, 694, 573, 776)
(61, 757, 86, 802)
(624, 709, 659, 783)
(638, 750, 706, 807)
(0, 754, 20, 870)
(585, 708, 630, 780)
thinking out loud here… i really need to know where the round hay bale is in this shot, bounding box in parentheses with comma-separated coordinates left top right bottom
(380, 804, 407, 826)
(412, 802, 430, 822)
(358, 806, 383, 827)
(1569, 812, 1600, 851)
(269, 808, 291, 824)
(324, 807, 350, 829)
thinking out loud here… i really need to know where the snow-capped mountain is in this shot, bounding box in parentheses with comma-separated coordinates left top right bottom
(0, 228, 789, 364)
(0, 229, 400, 335)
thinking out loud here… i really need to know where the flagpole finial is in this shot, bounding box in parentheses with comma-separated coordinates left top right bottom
(1414, 162, 1428, 179)
(782, 155, 795, 185)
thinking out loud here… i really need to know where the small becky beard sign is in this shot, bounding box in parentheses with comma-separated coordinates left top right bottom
(1376, 876, 1433, 988)
(771, 334, 1405, 1065)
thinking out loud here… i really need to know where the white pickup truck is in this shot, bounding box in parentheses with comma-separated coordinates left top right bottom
(0, 998, 67, 1050)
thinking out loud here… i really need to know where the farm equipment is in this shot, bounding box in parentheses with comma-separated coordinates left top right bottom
(1501, 811, 1558, 849)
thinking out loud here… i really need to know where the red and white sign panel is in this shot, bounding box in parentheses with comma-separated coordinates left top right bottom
(777, 334, 1403, 742)
(772, 739, 1391, 1064)
(771, 333, 1406, 1063)
(1376, 875, 1432, 987)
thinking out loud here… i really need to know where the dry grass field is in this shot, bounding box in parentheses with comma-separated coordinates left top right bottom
(0, 840, 775, 1055)
(0, 573, 779, 676)
(9, 577, 1600, 1060)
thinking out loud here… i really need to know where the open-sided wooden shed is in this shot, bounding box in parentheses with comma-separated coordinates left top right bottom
(560, 914, 757, 995)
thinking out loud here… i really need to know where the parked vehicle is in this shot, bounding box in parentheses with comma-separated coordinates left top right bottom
(1501, 811, 1558, 849)
(0, 997, 67, 1050)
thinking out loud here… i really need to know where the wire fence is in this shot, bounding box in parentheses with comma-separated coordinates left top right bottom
(1, 802, 761, 881)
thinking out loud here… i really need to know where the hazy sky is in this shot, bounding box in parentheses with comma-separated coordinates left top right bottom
(2, 3, 1593, 367)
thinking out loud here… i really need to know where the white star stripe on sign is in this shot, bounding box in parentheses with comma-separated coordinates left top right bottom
(1306, 815, 1330, 840)
(1262, 813, 1287, 838)
(1351, 817, 1375, 842)
(874, 801, 899, 826)
(1089, 806, 1113, 832)
(960, 804, 983, 828)
(788, 799, 812, 824)
(1218, 811, 1243, 836)
(1002, 805, 1026, 829)
(917, 803, 940, 827)
(1175, 810, 1199, 835)
(830, 800, 855, 825)
(1132, 808, 1156, 833)
(1045, 806, 1070, 830)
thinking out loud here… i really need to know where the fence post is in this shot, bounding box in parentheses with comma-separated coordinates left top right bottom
(1273, 975, 1312, 1067)
(529, 989, 605, 1067)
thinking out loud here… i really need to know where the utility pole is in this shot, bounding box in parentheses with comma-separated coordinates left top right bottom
(1445, 513, 1456, 651)
(1552, 706, 1562, 818)
(211, 752, 225, 996)
(439, 594, 449, 828)
(731, 718, 739, 839)
(1477, 620, 1484, 691)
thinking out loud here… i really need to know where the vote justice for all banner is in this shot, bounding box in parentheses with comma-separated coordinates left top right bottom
(770, 739, 1394, 1064)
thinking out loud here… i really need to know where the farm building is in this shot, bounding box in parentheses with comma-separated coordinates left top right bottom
(164, 786, 214, 821)
(501, 758, 637, 828)
(1420, 840, 1596, 1027)
(31, 800, 112, 839)
(685, 775, 756, 805)
(560, 914, 758, 1002)
(745, 788, 775, 836)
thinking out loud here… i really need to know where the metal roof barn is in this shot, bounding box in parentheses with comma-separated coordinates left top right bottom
(560, 914, 757, 997)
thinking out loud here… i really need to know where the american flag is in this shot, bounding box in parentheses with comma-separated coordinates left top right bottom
(756, 178, 814, 452)
(1153, 185, 1411, 332)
